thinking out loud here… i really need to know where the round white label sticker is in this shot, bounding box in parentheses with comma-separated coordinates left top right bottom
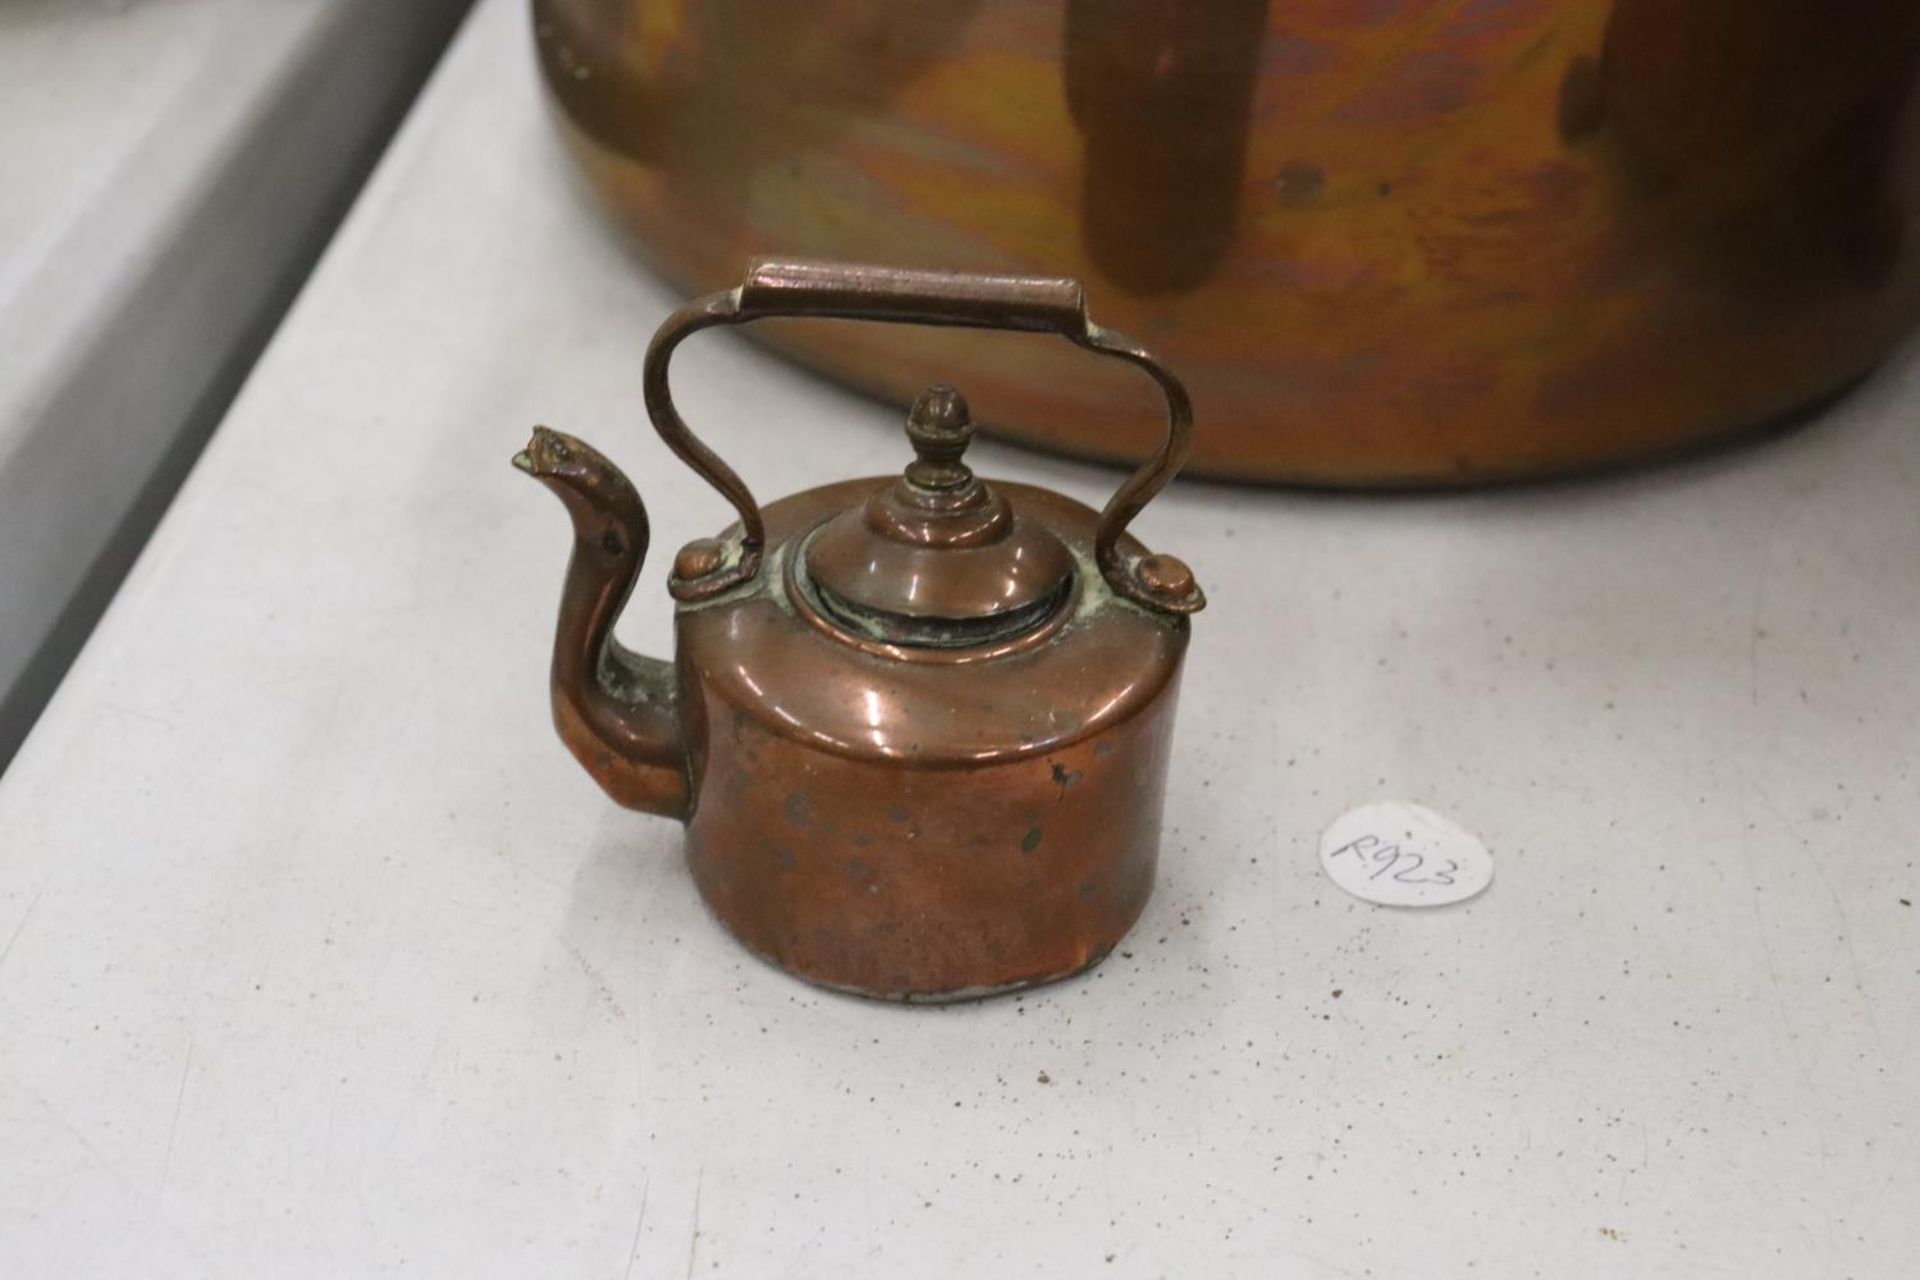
(1318, 802, 1493, 908)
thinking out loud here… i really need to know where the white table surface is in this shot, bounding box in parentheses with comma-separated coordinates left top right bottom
(3, 0, 1916, 1275)
(0, 0, 470, 760)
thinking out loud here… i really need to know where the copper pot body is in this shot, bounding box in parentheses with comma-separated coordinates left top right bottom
(533, 0, 1920, 484)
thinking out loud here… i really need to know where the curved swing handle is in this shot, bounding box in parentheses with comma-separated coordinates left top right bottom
(642, 258, 1203, 614)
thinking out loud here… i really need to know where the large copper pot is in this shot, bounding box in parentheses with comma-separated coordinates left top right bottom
(532, 1, 1920, 485)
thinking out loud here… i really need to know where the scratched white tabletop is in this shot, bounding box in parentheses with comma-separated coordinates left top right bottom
(2, 1, 1915, 1275)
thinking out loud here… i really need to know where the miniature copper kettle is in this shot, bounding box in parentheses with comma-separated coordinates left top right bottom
(515, 260, 1203, 1001)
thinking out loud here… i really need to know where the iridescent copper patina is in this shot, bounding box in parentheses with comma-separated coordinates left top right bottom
(514, 260, 1203, 1000)
(531, 0, 1920, 484)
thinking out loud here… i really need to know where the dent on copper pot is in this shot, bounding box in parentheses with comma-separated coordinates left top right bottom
(531, 0, 1920, 484)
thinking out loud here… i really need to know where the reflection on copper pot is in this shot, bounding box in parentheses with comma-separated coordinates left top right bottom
(532, 0, 1920, 484)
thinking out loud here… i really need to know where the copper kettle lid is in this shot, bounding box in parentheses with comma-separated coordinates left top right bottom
(801, 385, 1075, 647)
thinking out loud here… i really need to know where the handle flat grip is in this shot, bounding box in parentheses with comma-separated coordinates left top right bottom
(645, 258, 1202, 615)
(738, 260, 1091, 336)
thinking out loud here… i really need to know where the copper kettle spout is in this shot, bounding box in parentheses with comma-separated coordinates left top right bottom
(513, 426, 688, 818)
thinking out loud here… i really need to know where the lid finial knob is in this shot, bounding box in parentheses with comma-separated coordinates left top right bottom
(904, 385, 974, 492)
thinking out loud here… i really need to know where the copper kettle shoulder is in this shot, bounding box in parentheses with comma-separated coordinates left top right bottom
(514, 260, 1204, 1001)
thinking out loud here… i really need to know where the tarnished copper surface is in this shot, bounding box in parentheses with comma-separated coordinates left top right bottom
(682, 480, 1184, 998)
(532, 0, 1920, 484)
(517, 261, 1201, 999)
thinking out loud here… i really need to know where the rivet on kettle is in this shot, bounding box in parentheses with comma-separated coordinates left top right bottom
(1136, 553, 1197, 600)
(671, 538, 726, 582)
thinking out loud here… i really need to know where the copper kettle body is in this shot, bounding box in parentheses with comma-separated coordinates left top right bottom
(514, 260, 1204, 1001)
